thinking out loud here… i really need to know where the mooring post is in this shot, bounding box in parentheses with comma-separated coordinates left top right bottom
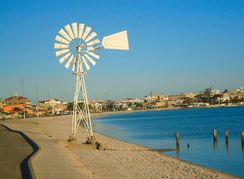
(175, 132, 180, 150)
(241, 132, 244, 151)
(225, 129, 229, 144)
(213, 128, 217, 142)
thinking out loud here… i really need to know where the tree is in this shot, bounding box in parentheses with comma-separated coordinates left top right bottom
(231, 96, 240, 103)
(67, 102, 73, 111)
(106, 100, 115, 111)
(223, 89, 228, 93)
(13, 107, 22, 113)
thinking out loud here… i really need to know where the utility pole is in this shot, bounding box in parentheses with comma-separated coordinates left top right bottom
(47, 88, 50, 99)
(106, 91, 109, 112)
(21, 80, 25, 119)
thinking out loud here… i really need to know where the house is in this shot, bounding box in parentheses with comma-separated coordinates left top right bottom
(3, 95, 32, 115)
(5, 95, 31, 108)
(89, 100, 103, 112)
(38, 99, 68, 115)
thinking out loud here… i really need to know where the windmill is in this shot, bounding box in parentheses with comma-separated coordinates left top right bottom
(54, 22, 129, 142)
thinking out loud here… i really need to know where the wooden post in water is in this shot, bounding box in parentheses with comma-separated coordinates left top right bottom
(225, 129, 229, 144)
(241, 132, 244, 152)
(213, 129, 217, 149)
(213, 129, 217, 142)
(175, 132, 180, 151)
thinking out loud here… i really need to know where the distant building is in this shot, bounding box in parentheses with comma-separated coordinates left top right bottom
(38, 99, 68, 114)
(2, 95, 32, 115)
(211, 89, 221, 95)
(0, 99, 4, 109)
(144, 95, 157, 102)
(5, 95, 31, 108)
(183, 92, 197, 99)
(89, 100, 103, 112)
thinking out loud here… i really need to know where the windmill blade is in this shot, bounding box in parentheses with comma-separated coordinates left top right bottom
(85, 32, 97, 42)
(72, 57, 77, 72)
(87, 51, 100, 59)
(54, 43, 69, 49)
(55, 35, 70, 45)
(55, 49, 70, 57)
(65, 55, 74, 69)
(72, 62, 75, 72)
(59, 52, 71, 64)
(82, 56, 91, 71)
(64, 24, 75, 39)
(86, 39, 100, 46)
(86, 45, 101, 51)
(58, 29, 72, 41)
(84, 54, 96, 66)
(82, 26, 92, 40)
(78, 23, 85, 38)
(102, 30, 129, 50)
(86, 46, 95, 51)
(71, 22, 78, 38)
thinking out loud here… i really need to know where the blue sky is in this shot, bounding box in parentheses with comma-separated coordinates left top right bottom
(0, 0, 243, 103)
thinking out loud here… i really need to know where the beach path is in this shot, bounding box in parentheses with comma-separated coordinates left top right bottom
(0, 125, 32, 179)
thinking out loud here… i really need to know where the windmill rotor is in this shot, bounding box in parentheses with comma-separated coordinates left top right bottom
(54, 22, 129, 142)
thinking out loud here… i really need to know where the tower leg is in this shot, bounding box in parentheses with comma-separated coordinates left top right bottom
(70, 64, 94, 142)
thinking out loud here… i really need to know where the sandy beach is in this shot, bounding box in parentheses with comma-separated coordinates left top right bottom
(1, 114, 238, 179)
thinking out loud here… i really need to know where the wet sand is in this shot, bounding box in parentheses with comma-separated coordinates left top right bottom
(1, 114, 239, 179)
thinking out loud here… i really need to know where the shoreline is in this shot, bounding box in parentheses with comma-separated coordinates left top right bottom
(1, 114, 239, 178)
(91, 104, 244, 119)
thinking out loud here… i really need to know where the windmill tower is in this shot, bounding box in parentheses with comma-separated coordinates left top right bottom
(54, 22, 129, 142)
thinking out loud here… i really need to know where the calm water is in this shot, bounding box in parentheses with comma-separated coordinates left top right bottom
(93, 106, 244, 177)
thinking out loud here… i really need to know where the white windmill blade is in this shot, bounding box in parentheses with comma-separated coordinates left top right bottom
(78, 23, 85, 38)
(55, 35, 70, 45)
(86, 39, 100, 46)
(84, 54, 96, 66)
(85, 31, 97, 42)
(54, 43, 69, 49)
(59, 52, 71, 64)
(82, 56, 91, 71)
(82, 26, 92, 40)
(86, 46, 95, 51)
(55, 49, 70, 57)
(72, 63, 75, 72)
(102, 30, 129, 50)
(64, 24, 75, 39)
(71, 22, 78, 38)
(58, 29, 72, 41)
(72, 57, 77, 72)
(65, 55, 74, 69)
(87, 51, 100, 59)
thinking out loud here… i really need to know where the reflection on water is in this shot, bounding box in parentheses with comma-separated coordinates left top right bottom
(93, 106, 244, 177)
(213, 139, 217, 150)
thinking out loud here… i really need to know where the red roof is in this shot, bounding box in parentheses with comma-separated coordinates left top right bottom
(3, 104, 32, 114)
(5, 95, 29, 101)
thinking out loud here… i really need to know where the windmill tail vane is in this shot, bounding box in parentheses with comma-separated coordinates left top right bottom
(54, 22, 129, 142)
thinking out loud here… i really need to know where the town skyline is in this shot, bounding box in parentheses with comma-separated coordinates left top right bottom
(1, 85, 243, 104)
(1, 85, 243, 119)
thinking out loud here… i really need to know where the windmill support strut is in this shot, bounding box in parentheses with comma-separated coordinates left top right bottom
(70, 46, 93, 141)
